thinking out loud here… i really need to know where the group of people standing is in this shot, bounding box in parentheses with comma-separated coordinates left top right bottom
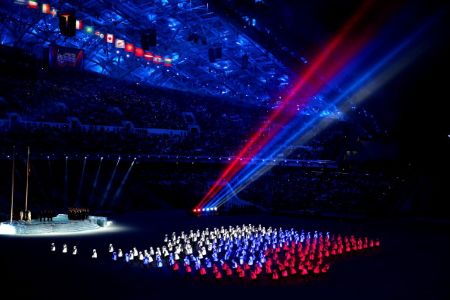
(38, 209, 55, 221)
(99, 224, 380, 281)
(67, 207, 89, 220)
(17, 210, 32, 221)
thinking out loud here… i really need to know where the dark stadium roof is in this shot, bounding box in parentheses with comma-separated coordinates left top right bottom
(0, 0, 294, 103)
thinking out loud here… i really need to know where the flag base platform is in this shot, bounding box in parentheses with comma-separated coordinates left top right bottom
(0, 214, 111, 235)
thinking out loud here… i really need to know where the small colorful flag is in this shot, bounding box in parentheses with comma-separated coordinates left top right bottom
(106, 33, 114, 43)
(115, 39, 125, 48)
(42, 3, 51, 14)
(125, 43, 134, 53)
(51, 8, 57, 17)
(76, 20, 83, 30)
(135, 48, 144, 57)
(164, 58, 172, 66)
(144, 52, 154, 61)
(28, 1, 38, 9)
(153, 55, 162, 64)
(84, 26, 94, 34)
(95, 31, 104, 39)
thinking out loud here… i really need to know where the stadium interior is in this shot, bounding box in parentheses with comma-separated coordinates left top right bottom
(0, 0, 449, 299)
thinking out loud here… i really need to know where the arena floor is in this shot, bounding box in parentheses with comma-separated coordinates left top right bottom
(1, 210, 449, 300)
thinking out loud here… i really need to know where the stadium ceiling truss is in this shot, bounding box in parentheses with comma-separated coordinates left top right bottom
(0, 0, 294, 104)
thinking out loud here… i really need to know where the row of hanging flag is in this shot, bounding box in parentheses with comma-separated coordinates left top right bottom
(14, 0, 173, 66)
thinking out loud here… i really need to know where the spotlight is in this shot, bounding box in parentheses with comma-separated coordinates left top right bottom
(202, 208, 205, 212)
(214, 207, 217, 211)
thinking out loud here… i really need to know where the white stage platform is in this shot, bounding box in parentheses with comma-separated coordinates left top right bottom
(0, 214, 111, 235)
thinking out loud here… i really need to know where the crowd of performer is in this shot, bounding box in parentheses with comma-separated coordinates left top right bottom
(38, 209, 55, 221)
(52, 224, 380, 281)
(19, 210, 32, 221)
(67, 207, 89, 220)
(12, 208, 88, 222)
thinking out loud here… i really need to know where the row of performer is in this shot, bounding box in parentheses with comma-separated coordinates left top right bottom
(51, 224, 380, 280)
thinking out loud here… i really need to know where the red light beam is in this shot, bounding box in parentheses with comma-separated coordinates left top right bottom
(196, 0, 375, 209)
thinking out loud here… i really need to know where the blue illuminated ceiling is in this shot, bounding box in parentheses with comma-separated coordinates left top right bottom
(0, 0, 294, 104)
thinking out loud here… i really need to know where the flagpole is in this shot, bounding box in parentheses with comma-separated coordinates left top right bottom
(10, 146, 15, 223)
(24, 146, 30, 212)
